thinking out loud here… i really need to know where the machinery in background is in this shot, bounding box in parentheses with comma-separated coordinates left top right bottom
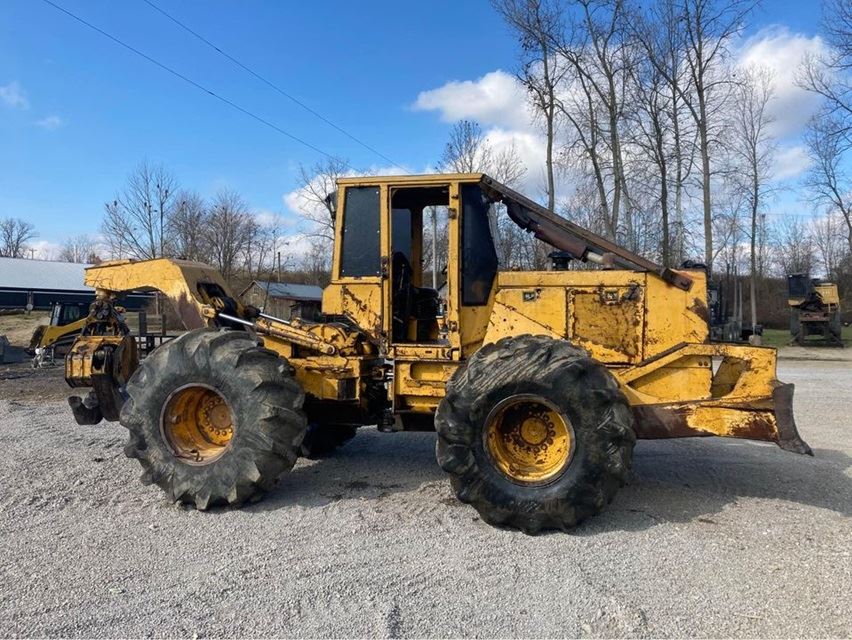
(28, 302, 89, 367)
(708, 280, 742, 343)
(788, 274, 843, 346)
(706, 278, 763, 344)
(29, 301, 175, 367)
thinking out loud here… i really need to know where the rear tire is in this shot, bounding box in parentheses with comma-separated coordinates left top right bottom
(121, 328, 307, 509)
(435, 335, 635, 534)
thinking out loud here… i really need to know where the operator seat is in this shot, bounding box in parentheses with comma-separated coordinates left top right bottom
(391, 251, 440, 342)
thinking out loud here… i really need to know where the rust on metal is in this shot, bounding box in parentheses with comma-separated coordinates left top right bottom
(689, 297, 710, 326)
(630, 382, 812, 456)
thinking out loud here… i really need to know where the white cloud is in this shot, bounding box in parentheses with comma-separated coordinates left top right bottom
(412, 70, 535, 133)
(0, 81, 29, 109)
(772, 144, 812, 180)
(413, 72, 553, 194)
(482, 127, 551, 194)
(30, 240, 61, 261)
(36, 115, 64, 131)
(255, 209, 284, 228)
(736, 26, 826, 138)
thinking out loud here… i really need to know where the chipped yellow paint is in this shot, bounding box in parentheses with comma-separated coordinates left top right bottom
(323, 283, 383, 343)
(64, 173, 803, 454)
(82, 258, 235, 329)
(394, 361, 459, 404)
(568, 286, 643, 363)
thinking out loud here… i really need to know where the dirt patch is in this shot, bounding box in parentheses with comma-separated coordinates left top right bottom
(0, 361, 73, 403)
(0, 312, 49, 347)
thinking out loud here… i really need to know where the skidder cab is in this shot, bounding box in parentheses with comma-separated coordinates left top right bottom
(64, 173, 811, 533)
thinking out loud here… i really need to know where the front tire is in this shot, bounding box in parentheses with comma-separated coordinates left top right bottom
(435, 335, 635, 534)
(121, 328, 307, 509)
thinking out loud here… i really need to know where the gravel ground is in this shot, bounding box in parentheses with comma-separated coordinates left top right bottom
(0, 360, 850, 638)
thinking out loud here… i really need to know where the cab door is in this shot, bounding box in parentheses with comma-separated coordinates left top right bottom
(322, 183, 386, 347)
(382, 181, 462, 419)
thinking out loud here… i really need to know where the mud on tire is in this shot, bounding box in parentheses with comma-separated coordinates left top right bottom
(121, 328, 307, 509)
(435, 335, 635, 534)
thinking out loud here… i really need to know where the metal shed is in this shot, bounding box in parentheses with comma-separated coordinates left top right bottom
(240, 280, 323, 321)
(0, 257, 151, 310)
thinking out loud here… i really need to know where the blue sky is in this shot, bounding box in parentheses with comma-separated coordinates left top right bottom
(0, 0, 829, 256)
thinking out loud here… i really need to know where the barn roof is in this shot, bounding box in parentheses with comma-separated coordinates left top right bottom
(0, 257, 92, 291)
(247, 281, 323, 302)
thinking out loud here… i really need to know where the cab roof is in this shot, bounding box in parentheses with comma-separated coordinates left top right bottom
(336, 173, 484, 186)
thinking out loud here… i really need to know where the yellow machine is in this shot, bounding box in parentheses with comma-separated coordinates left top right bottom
(787, 274, 843, 346)
(28, 302, 89, 367)
(64, 174, 811, 533)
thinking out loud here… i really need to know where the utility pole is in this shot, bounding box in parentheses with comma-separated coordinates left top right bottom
(277, 251, 281, 282)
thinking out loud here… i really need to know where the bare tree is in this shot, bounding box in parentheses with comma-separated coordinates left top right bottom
(628, 0, 697, 266)
(299, 238, 332, 287)
(0, 217, 36, 258)
(493, 0, 566, 211)
(728, 66, 775, 336)
(812, 210, 848, 280)
(798, 0, 852, 144)
(440, 120, 528, 187)
(439, 120, 493, 173)
(293, 156, 349, 243)
(634, 0, 756, 272)
(102, 161, 178, 259)
(630, 45, 676, 264)
(58, 235, 96, 263)
(170, 190, 209, 262)
(490, 140, 529, 187)
(553, 0, 637, 243)
(242, 215, 281, 281)
(773, 216, 815, 276)
(803, 114, 852, 254)
(438, 120, 539, 266)
(204, 190, 254, 282)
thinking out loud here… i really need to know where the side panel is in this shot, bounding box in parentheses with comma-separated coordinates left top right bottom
(643, 271, 709, 357)
(322, 282, 383, 342)
(567, 284, 644, 364)
(393, 360, 460, 413)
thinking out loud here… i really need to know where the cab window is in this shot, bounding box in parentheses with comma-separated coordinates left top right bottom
(61, 305, 83, 325)
(339, 186, 381, 277)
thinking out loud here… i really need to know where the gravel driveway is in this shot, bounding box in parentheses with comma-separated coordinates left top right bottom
(0, 360, 850, 638)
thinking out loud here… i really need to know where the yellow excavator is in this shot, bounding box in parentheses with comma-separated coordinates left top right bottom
(62, 173, 811, 533)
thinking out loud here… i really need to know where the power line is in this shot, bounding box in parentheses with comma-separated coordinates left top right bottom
(141, 0, 404, 171)
(41, 0, 344, 162)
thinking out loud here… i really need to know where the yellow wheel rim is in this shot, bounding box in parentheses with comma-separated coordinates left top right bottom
(484, 394, 574, 485)
(160, 384, 234, 465)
